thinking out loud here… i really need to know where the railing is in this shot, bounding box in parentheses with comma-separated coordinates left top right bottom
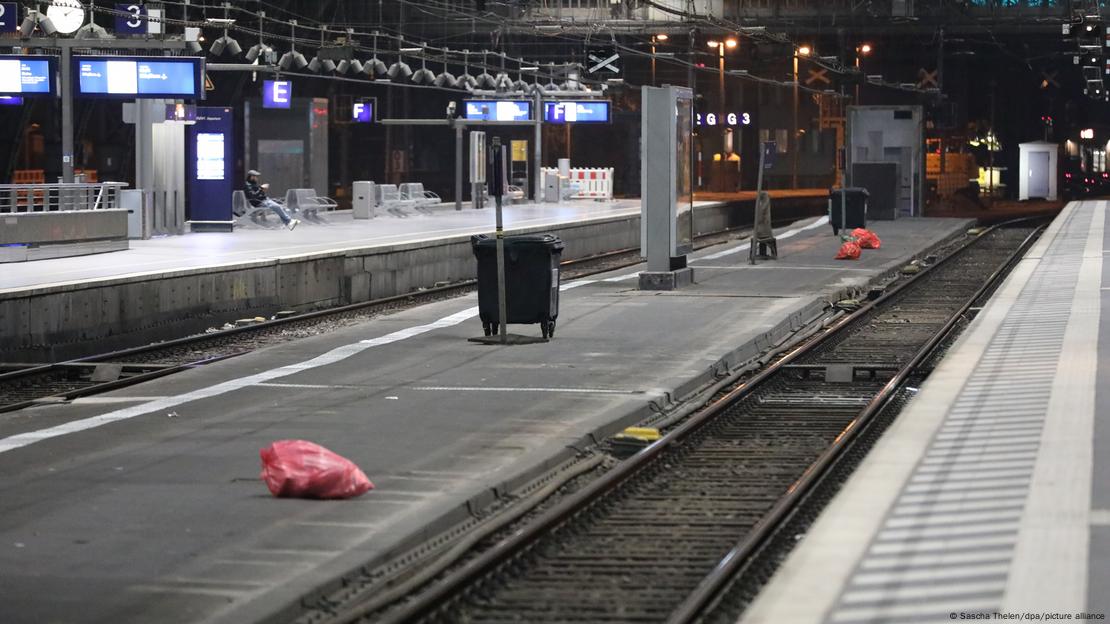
(541, 167, 615, 200)
(0, 182, 128, 214)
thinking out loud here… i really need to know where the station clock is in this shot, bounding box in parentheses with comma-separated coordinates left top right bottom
(46, 0, 86, 35)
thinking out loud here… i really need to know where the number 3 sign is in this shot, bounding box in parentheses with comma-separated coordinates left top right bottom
(114, 3, 147, 34)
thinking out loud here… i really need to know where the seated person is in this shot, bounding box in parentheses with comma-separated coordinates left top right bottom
(245, 170, 299, 230)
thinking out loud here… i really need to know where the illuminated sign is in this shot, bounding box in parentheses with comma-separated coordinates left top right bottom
(464, 99, 532, 122)
(543, 100, 611, 123)
(115, 3, 147, 34)
(1081, 128, 1095, 139)
(0, 57, 54, 95)
(352, 99, 374, 122)
(695, 111, 752, 127)
(0, 95, 21, 105)
(75, 56, 202, 98)
(262, 80, 291, 109)
(0, 4, 19, 34)
(195, 132, 225, 180)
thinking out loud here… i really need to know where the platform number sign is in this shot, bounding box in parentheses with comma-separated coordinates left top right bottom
(0, 3, 18, 33)
(115, 3, 147, 35)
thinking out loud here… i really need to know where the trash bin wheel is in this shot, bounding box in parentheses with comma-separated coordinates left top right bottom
(482, 322, 492, 337)
(541, 320, 556, 340)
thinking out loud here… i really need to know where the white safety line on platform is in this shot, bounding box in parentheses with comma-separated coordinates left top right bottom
(699, 215, 829, 260)
(69, 396, 171, 404)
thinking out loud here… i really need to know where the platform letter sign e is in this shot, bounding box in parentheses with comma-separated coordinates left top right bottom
(263, 80, 292, 109)
(0, 3, 18, 33)
(114, 3, 147, 34)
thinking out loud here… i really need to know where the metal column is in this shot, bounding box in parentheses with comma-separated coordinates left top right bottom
(533, 89, 543, 202)
(61, 46, 73, 183)
(455, 122, 464, 211)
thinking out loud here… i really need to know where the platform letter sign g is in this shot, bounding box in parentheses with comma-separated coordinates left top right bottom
(0, 3, 18, 33)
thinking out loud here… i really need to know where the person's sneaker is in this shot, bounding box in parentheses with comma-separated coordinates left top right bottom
(287, 219, 299, 231)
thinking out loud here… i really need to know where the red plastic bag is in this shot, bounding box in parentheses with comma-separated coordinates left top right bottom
(851, 228, 882, 250)
(835, 240, 862, 260)
(260, 440, 374, 499)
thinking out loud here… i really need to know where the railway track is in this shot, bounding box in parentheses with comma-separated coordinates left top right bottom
(0, 220, 791, 414)
(305, 221, 1041, 624)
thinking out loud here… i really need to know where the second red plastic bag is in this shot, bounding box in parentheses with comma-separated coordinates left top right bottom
(851, 228, 882, 249)
(260, 440, 374, 499)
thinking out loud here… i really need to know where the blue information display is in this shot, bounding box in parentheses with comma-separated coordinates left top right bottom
(0, 57, 54, 95)
(543, 100, 611, 124)
(186, 107, 235, 228)
(352, 99, 374, 123)
(262, 80, 291, 109)
(0, 95, 23, 105)
(75, 56, 203, 98)
(464, 100, 532, 122)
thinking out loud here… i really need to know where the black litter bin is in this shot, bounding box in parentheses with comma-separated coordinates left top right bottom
(829, 187, 869, 235)
(471, 233, 564, 339)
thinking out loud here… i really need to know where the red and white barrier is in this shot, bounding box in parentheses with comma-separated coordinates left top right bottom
(541, 167, 615, 200)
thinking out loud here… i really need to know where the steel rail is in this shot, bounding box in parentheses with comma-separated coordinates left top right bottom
(368, 219, 1042, 624)
(666, 221, 1046, 623)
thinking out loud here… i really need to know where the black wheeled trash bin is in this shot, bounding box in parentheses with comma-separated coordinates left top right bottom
(471, 233, 564, 339)
(828, 187, 869, 236)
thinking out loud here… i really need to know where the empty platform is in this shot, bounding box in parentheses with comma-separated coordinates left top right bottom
(0, 215, 971, 624)
(742, 200, 1109, 624)
(0, 193, 830, 361)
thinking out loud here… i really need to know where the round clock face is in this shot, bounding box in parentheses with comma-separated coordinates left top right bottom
(46, 0, 86, 35)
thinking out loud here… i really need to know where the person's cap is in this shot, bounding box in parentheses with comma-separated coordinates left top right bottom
(247, 169, 261, 176)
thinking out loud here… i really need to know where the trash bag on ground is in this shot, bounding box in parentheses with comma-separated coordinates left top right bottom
(836, 240, 862, 260)
(260, 440, 374, 499)
(851, 228, 882, 250)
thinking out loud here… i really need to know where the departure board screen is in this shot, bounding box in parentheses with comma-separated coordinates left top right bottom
(464, 100, 532, 122)
(0, 57, 54, 95)
(543, 100, 610, 123)
(76, 56, 203, 98)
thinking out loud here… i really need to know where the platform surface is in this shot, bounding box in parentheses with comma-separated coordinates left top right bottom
(0, 199, 649, 292)
(0, 215, 970, 624)
(742, 200, 1109, 624)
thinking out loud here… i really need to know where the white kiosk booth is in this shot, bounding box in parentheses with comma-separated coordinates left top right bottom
(1018, 141, 1058, 201)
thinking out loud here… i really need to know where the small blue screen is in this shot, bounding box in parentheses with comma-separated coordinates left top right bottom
(543, 101, 610, 123)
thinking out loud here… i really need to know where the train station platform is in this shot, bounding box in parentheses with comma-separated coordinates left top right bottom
(742, 200, 1109, 624)
(0, 215, 972, 624)
(0, 192, 829, 361)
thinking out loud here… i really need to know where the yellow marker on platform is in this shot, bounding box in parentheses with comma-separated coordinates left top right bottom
(616, 427, 662, 442)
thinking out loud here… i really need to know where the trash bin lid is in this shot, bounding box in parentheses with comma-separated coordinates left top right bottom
(829, 187, 870, 197)
(472, 233, 564, 250)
